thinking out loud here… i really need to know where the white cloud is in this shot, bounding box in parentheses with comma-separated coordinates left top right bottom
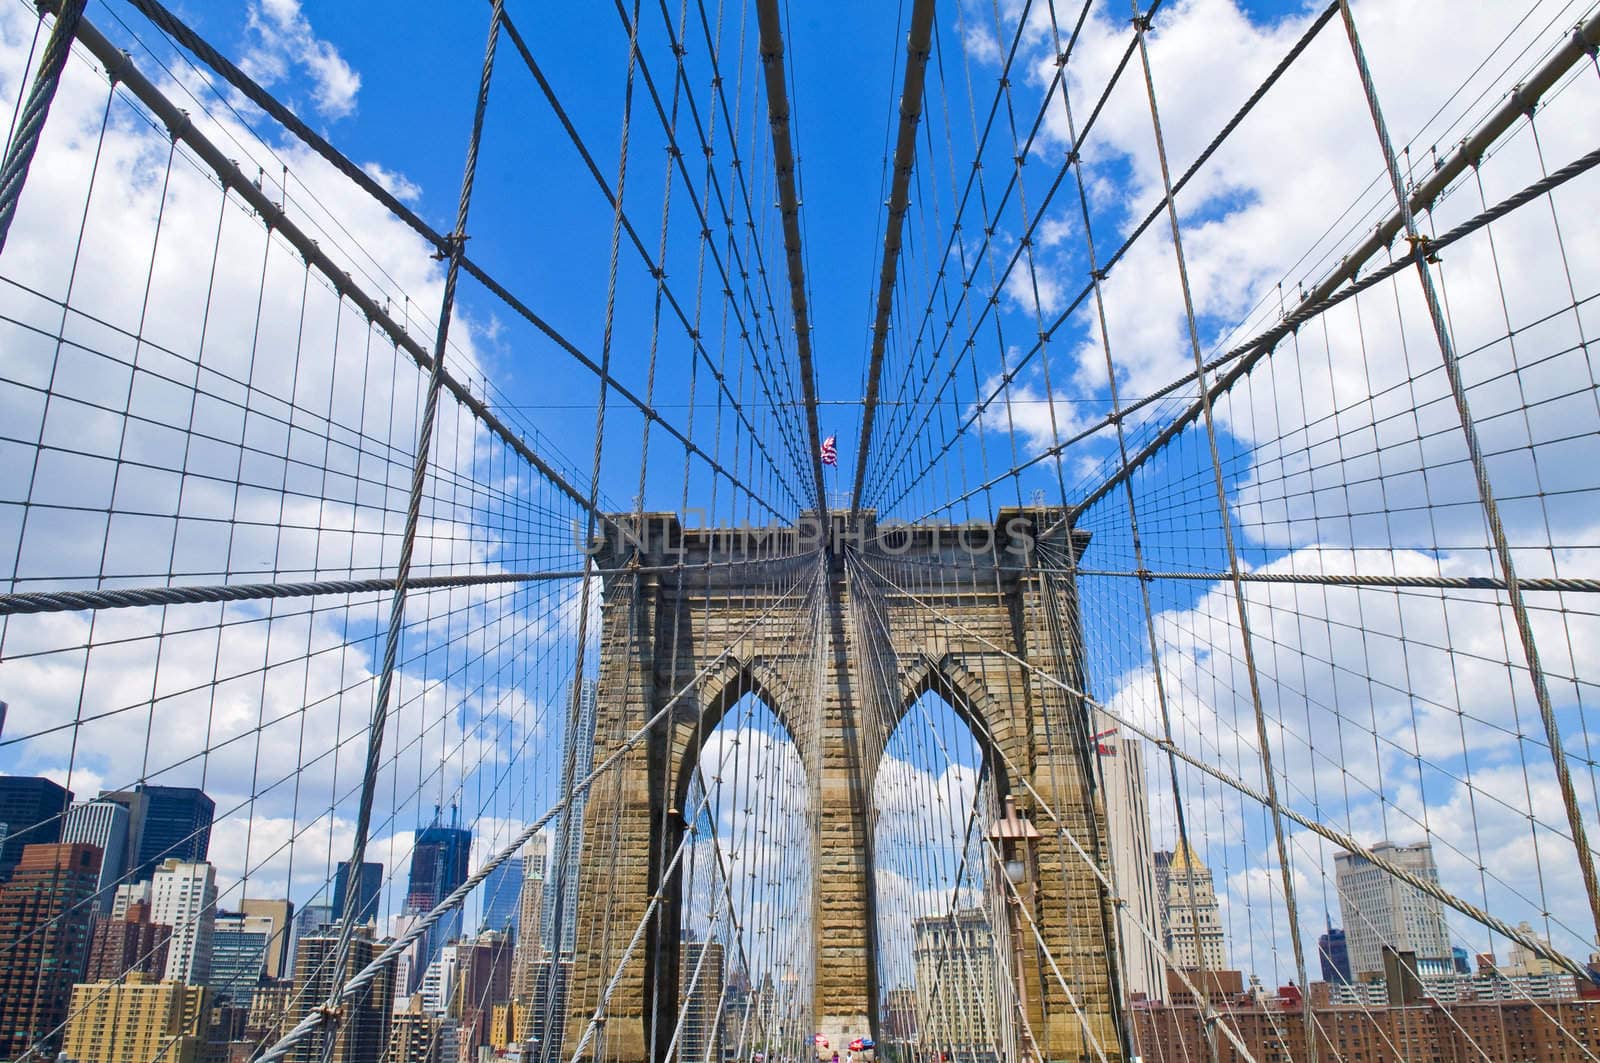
(241, 0, 361, 120)
(362, 161, 422, 204)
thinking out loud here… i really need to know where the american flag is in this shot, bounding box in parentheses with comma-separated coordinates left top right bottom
(820, 435, 837, 466)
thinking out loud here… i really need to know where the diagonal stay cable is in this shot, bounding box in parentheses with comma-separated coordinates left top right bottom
(498, 10, 807, 512)
(849, 549, 1599, 983)
(111, 0, 788, 522)
(1068, 7, 1600, 521)
(48, 5, 604, 521)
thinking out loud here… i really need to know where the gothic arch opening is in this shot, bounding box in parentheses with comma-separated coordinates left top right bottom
(665, 688, 814, 1063)
(871, 684, 1023, 1063)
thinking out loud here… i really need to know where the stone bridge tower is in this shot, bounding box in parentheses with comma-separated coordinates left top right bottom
(561, 509, 1123, 1063)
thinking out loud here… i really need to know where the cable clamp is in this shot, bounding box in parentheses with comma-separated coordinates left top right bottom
(1403, 231, 1439, 264)
(1131, 13, 1153, 31)
(317, 1004, 344, 1024)
(1135, 567, 1152, 583)
(1089, 267, 1108, 282)
(431, 232, 468, 262)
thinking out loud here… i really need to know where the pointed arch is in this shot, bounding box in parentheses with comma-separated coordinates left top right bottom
(896, 652, 1013, 799)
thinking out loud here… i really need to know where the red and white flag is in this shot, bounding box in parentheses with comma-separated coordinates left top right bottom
(820, 435, 838, 466)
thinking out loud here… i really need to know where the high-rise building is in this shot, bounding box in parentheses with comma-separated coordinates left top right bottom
(912, 908, 1002, 1060)
(1335, 841, 1452, 978)
(527, 958, 572, 1063)
(151, 858, 217, 984)
(291, 898, 334, 959)
(389, 995, 444, 1063)
(61, 797, 130, 911)
(0, 775, 72, 880)
(334, 860, 383, 926)
(210, 910, 278, 1001)
(1319, 925, 1353, 984)
(544, 679, 597, 958)
(288, 927, 394, 1063)
(86, 895, 171, 983)
(1160, 842, 1226, 970)
(512, 844, 548, 1001)
(0, 843, 102, 1060)
(63, 972, 210, 1063)
(240, 897, 295, 980)
(1092, 713, 1165, 1002)
(456, 930, 514, 1060)
(420, 943, 461, 1016)
(679, 938, 727, 1063)
(103, 783, 215, 883)
(406, 806, 471, 965)
(481, 856, 523, 934)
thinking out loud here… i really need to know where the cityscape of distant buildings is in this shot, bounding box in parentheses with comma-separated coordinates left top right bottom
(1, 672, 1597, 1063)
(0, 679, 602, 1063)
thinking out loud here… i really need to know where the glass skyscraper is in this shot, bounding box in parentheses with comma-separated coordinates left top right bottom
(543, 678, 597, 958)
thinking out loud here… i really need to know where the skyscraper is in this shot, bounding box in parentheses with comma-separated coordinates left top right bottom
(104, 784, 215, 883)
(240, 897, 295, 980)
(456, 930, 514, 1061)
(1160, 842, 1226, 970)
(512, 843, 548, 1001)
(1319, 925, 1353, 984)
(0, 843, 102, 1060)
(334, 859, 383, 926)
(1092, 713, 1165, 1002)
(1335, 841, 1453, 978)
(151, 859, 217, 984)
(62, 797, 131, 912)
(544, 678, 597, 958)
(210, 910, 278, 1001)
(289, 927, 394, 1063)
(912, 908, 1001, 1059)
(407, 805, 471, 964)
(0, 775, 72, 880)
(481, 856, 523, 934)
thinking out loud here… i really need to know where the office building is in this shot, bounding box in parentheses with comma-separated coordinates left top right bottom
(512, 844, 547, 1000)
(545, 679, 597, 958)
(151, 858, 217, 984)
(211, 910, 279, 1001)
(86, 895, 172, 983)
(912, 908, 1002, 1061)
(292, 898, 335, 958)
(456, 930, 514, 1060)
(481, 855, 523, 934)
(103, 783, 214, 882)
(679, 938, 727, 1063)
(63, 972, 210, 1063)
(406, 806, 471, 965)
(334, 860, 383, 926)
(1319, 925, 1352, 984)
(0, 843, 102, 1060)
(1160, 842, 1226, 970)
(390, 995, 444, 1063)
(62, 797, 131, 911)
(1092, 713, 1165, 1001)
(0, 775, 71, 880)
(1335, 840, 1452, 978)
(527, 958, 572, 1063)
(420, 943, 461, 1016)
(288, 927, 394, 1063)
(241, 897, 295, 980)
